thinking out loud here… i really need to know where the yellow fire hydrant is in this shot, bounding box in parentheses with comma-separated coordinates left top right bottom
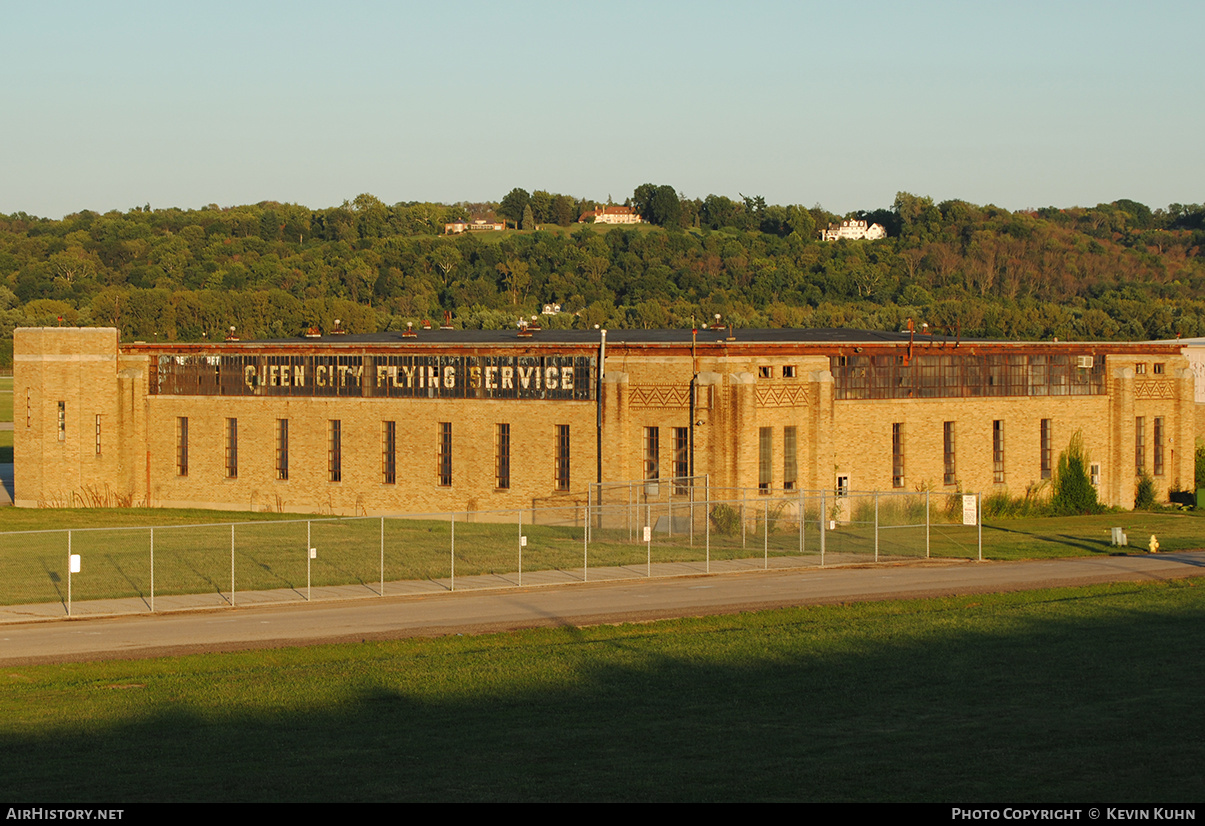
(1148, 534, 1160, 554)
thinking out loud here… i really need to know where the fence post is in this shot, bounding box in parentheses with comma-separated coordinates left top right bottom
(231, 524, 236, 607)
(583, 501, 589, 583)
(518, 509, 523, 587)
(380, 516, 385, 597)
(150, 527, 155, 614)
(799, 487, 804, 556)
(67, 530, 72, 617)
(450, 512, 455, 592)
(875, 492, 879, 563)
(926, 489, 931, 559)
(978, 491, 983, 562)
(820, 490, 826, 567)
(742, 490, 746, 549)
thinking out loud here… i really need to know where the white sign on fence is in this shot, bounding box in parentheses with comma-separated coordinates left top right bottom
(962, 495, 978, 526)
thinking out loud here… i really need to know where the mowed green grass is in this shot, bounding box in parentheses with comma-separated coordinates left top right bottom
(1, 578, 1202, 802)
(0, 507, 818, 607)
(1, 503, 1201, 608)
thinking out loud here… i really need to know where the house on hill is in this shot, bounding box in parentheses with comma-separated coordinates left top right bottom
(579, 206, 643, 225)
(820, 219, 887, 241)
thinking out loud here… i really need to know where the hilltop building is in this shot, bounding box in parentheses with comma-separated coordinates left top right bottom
(820, 219, 887, 241)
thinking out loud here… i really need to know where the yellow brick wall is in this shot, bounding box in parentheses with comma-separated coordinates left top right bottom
(13, 329, 1194, 514)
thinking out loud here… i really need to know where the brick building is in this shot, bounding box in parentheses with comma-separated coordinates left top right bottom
(13, 326, 1195, 513)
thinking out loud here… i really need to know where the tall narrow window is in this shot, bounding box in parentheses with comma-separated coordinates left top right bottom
(643, 427, 659, 481)
(758, 427, 772, 493)
(784, 426, 798, 491)
(1153, 417, 1164, 476)
(495, 423, 511, 490)
(439, 422, 452, 487)
(57, 401, 65, 442)
(993, 420, 1005, 484)
(1040, 419, 1052, 480)
(1135, 417, 1145, 474)
(276, 419, 289, 481)
(555, 425, 570, 492)
(943, 421, 956, 486)
(382, 421, 396, 484)
(673, 427, 689, 493)
(892, 423, 904, 488)
(328, 420, 341, 482)
(177, 417, 189, 477)
(95, 414, 102, 456)
(225, 418, 238, 479)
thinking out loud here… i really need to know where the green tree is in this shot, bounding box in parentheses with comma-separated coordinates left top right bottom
(1051, 431, 1102, 515)
(498, 188, 530, 227)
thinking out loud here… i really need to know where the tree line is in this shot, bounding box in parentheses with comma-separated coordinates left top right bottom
(0, 188, 1203, 365)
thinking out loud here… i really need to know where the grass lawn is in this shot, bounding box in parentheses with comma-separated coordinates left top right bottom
(0, 504, 1201, 609)
(1, 578, 1202, 802)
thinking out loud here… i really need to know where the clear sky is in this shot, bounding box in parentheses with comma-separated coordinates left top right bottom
(2, 0, 1201, 218)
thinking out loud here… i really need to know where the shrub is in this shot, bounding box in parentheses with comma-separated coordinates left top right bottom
(1196, 439, 1205, 491)
(1134, 473, 1156, 510)
(1052, 431, 1102, 515)
(709, 504, 740, 536)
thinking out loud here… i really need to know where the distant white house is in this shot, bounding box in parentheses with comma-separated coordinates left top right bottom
(820, 219, 887, 242)
(579, 205, 643, 225)
(445, 219, 506, 234)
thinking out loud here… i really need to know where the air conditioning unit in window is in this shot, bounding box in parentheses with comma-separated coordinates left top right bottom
(1076, 356, 1094, 369)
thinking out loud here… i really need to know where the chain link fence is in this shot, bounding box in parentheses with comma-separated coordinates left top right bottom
(0, 480, 982, 618)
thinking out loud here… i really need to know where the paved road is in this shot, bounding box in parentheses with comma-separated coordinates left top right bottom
(1, 551, 1202, 665)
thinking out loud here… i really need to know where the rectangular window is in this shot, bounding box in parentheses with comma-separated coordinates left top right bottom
(177, 417, 189, 477)
(1135, 417, 1145, 474)
(673, 427, 689, 493)
(1153, 363, 1164, 375)
(758, 366, 772, 379)
(95, 414, 101, 456)
(782, 365, 796, 379)
(1040, 419, 1052, 480)
(276, 419, 289, 481)
(57, 401, 65, 442)
(993, 420, 1005, 484)
(382, 421, 396, 485)
(784, 426, 798, 490)
(758, 427, 772, 493)
(439, 422, 452, 487)
(943, 421, 956, 486)
(225, 418, 238, 479)
(1154, 417, 1164, 476)
(328, 420, 341, 483)
(1136, 363, 1147, 375)
(555, 425, 570, 492)
(892, 423, 904, 488)
(643, 427, 659, 481)
(495, 423, 510, 489)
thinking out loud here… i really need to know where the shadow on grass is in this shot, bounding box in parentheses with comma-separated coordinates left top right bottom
(983, 524, 1121, 556)
(3, 582, 1203, 803)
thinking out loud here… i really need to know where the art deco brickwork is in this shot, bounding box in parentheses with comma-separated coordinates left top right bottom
(14, 327, 1197, 513)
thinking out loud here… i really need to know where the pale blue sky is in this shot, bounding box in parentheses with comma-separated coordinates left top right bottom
(2, 0, 1201, 218)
